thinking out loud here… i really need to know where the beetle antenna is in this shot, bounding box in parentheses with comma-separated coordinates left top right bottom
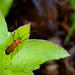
(15, 21, 20, 37)
(21, 30, 36, 38)
(21, 32, 29, 38)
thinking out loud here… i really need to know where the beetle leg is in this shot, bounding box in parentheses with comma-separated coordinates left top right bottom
(17, 45, 18, 52)
(11, 52, 13, 59)
(6, 46, 9, 48)
(11, 32, 15, 40)
(11, 50, 14, 59)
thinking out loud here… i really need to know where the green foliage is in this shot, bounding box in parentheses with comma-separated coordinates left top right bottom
(64, 0, 75, 45)
(0, 12, 70, 75)
(0, 11, 8, 45)
(3, 40, 69, 72)
(70, 0, 75, 9)
(0, 23, 30, 69)
(0, 69, 33, 75)
(0, 0, 13, 17)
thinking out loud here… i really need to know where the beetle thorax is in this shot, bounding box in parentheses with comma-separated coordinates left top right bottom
(15, 37, 21, 44)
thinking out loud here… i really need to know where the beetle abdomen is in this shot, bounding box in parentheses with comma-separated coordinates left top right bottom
(5, 49, 10, 55)
(5, 42, 17, 55)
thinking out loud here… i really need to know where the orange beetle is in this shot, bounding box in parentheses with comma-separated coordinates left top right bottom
(5, 27, 28, 55)
(5, 37, 21, 55)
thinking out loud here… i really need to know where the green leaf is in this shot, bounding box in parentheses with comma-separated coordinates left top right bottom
(0, 69, 34, 75)
(0, 23, 30, 68)
(2, 40, 70, 72)
(70, 0, 75, 9)
(0, 11, 8, 45)
(0, 0, 13, 17)
(12, 71, 34, 75)
(63, 13, 75, 45)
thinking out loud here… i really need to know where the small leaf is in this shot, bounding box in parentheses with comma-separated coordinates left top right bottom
(12, 71, 34, 75)
(0, 23, 30, 68)
(70, 0, 75, 9)
(0, 11, 8, 45)
(3, 40, 70, 72)
(0, 68, 34, 75)
(0, 0, 13, 17)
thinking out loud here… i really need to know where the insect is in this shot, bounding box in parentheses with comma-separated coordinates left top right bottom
(5, 25, 29, 56)
(5, 36, 21, 55)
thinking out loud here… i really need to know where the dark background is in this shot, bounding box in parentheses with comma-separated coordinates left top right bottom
(5, 0, 75, 75)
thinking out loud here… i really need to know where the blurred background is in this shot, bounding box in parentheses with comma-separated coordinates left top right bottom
(0, 0, 75, 75)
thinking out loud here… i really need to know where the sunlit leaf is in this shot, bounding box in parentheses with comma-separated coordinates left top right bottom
(0, 68, 33, 75)
(70, 0, 75, 9)
(0, 23, 30, 68)
(3, 40, 70, 72)
(0, 11, 8, 45)
(0, 0, 13, 17)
